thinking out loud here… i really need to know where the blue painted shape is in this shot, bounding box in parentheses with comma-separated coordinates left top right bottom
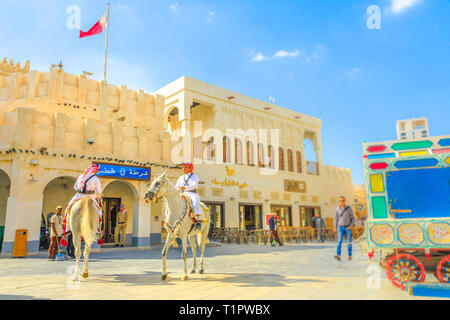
(96, 163, 150, 181)
(132, 236, 150, 247)
(386, 167, 450, 218)
(407, 283, 450, 298)
(150, 233, 162, 245)
(367, 153, 396, 160)
(394, 158, 438, 169)
(438, 138, 450, 147)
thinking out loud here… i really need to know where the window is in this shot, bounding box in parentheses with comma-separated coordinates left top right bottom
(296, 151, 302, 173)
(207, 137, 215, 161)
(279, 147, 285, 171)
(258, 143, 265, 167)
(287, 149, 294, 172)
(268, 145, 275, 169)
(223, 136, 231, 163)
(235, 138, 243, 165)
(247, 141, 254, 166)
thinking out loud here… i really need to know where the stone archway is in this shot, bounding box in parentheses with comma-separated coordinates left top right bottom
(0, 170, 11, 249)
(42, 176, 77, 228)
(102, 180, 139, 245)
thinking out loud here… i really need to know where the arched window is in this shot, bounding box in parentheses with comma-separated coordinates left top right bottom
(287, 149, 294, 172)
(223, 136, 231, 163)
(268, 145, 275, 169)
(279, 147, 285, 171)
(247, 141, 254, 166)
(207, 137, 215, 161)
(258, 143, 265, 168)
(296, 151, 302, 173)
(235, 138, 243, 165)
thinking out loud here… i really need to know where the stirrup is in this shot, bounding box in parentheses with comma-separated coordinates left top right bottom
(195, 222, 202, 230)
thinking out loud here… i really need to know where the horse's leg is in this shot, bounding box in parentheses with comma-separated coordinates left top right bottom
(161, 235, 173, 281)
(199, 229, 207, 274)
(188, 235, 197, 273)
(72, 235, 82, 281)
(181, 236, 188, 281)
(82, 241, 92, 279)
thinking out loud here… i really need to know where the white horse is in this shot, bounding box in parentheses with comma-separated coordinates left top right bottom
(144, 172, 210, 281)
(67, 196, 100, 281)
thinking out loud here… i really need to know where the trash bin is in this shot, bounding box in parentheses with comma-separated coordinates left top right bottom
(0, 226, 4, 250)
(13, 229, 28, 258)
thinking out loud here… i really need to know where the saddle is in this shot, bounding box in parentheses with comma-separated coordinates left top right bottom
(180, 194, 209, 224)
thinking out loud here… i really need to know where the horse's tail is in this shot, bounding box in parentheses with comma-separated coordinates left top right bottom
(80, 196, 98, 244)
(198, 204, 210, 246)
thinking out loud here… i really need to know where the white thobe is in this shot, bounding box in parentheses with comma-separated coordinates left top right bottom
(65, 174, 103, 232)
(175, 173, 204, 220)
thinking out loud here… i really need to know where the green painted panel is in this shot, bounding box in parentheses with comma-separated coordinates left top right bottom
(391, 140, 433, 151)
(372, 196, 388, 219)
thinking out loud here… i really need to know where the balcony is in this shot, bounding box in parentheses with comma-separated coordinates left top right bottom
(306, 161, 319, 175)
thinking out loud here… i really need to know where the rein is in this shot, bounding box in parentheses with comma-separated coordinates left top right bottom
(163, 179, 194, 235)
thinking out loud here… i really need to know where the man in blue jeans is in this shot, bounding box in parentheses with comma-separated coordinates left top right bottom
(334, 196, 355, 261)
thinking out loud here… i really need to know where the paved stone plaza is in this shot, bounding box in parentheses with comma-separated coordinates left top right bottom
(0, 242, 443, 300)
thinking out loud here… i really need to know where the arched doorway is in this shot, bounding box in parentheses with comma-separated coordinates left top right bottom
(102, 180, 138, 244)
(0, 170, 10, 250)
(42, 176, 77, 230)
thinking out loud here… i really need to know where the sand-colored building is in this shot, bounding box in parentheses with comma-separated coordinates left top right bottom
(0, 58, 353, 255)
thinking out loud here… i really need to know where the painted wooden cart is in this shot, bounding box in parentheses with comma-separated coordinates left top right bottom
(361, 135, 450, 290)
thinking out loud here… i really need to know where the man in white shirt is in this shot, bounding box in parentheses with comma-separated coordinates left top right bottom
(175, 162, 203, 229)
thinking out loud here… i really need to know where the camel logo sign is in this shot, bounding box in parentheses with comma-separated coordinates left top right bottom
(96, 163, 150, 181)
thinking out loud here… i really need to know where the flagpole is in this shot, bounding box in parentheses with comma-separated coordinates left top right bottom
(101, 3, 110, 122)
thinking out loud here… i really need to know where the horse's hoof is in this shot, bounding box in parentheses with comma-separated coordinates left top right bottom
(191, 269, 196, 274)
(199, 269, 204, 274)
(161, 274, 167, 281)
(72, 276, 80, 282)
(182, 276, 188, 281)
(82, 272, 88, 279)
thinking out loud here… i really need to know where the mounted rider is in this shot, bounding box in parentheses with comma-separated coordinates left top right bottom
(175, 162, 204, 230)
(62, 163, 103, 238)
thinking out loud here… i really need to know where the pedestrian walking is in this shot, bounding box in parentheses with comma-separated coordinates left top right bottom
(334, 196, 355, 261)
(312, 212, 326, 242)
(48, 206, 64, 261)
(269, 215, 283, 247)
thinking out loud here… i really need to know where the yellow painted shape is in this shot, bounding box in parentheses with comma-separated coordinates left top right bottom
(399, 150, 429, 157)
(370, 174, 384, 193)
(445, 157, 450, 165)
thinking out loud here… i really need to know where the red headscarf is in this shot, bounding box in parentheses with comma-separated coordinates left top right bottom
(78, 163, 100, 192)
(181, 162, 193, 171)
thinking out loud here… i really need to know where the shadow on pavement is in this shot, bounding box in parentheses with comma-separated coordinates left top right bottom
(90, 271, 328, 288)
(0, 294, 50, 300)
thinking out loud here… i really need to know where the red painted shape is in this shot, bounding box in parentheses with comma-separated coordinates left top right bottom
(368, 251, 374, 260)
(369, 162, 389, 170)
(432, 148, 450, 154)
(363, 155, 368, 159)
(367, 145, 386, 153)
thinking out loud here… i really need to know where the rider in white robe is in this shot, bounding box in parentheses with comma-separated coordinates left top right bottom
(65, 163, 103, 232)
(175, 163, 205, 225)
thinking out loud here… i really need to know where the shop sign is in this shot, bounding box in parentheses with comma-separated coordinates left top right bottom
(284, 180, 307, 193)
(212, 166, 248, 189)
(96, 163, 151, 181)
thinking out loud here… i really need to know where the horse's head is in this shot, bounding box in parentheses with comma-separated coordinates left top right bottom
(144, 171, 168, 203)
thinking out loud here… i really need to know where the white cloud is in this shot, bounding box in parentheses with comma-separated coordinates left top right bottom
(169, 2, 179, 13)
(251, 49, 301, 62)
(207, 10, 215, 23)
(387, 0, 423, 15)
(346, 68, 361, 79)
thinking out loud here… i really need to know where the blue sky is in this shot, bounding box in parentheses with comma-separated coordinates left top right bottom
(0, 0, 449, 184)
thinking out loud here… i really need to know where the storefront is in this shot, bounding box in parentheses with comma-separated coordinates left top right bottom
(239, 203, 263, 230)
(299, 206, 321, 227)
(204, 202, 225, 230)
(270, 205, 292, 227)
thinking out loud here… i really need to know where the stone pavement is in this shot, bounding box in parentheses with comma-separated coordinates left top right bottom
(0, 242, 445, 300)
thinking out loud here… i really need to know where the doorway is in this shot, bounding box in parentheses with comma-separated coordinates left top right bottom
(271, 206, 292, 227)
(204, 202, 225, 229)
(239, 204, 262, 230)
(102, 197, 121, 243)
(300, 206, 321, 227)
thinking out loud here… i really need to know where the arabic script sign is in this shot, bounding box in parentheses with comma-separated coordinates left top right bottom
(284, 180, 307, 193)
(96, 163, 151, 181)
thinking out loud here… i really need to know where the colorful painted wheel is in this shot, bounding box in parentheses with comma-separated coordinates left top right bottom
(385, 253, 426, 290)
(436, 255, 450, 283)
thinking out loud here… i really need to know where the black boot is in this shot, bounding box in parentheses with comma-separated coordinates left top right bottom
(195, 222, 202, 230)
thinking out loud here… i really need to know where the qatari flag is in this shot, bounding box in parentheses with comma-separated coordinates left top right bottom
(79, 13, 108, 38)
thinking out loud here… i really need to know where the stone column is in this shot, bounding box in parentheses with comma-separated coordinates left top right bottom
(132, 198, 151, 247)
